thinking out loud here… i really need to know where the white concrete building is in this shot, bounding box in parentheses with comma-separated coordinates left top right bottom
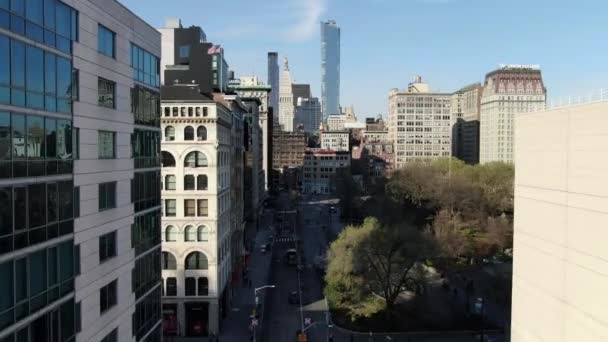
(160, 88, 236, 337)
(480, 65, 546, 164)
(228, 77, 271, 191)
(321, 131, 350, 152)
(326, 114, 357, 131)
(363, 131, 390, 143)
(0, 1, 162, 342)
(511, 99, 608, 342)
(388, 77, 452, 169)
(278, 58, 295, 132)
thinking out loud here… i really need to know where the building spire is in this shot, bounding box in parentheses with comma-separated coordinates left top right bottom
(284, 57, 289, 71)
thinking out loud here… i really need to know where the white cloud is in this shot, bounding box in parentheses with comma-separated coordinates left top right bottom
(283, 0, 327, 42)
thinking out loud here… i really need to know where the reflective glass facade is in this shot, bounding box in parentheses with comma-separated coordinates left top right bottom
(321, 20, 340, 120)
(0, 34, 74, 113)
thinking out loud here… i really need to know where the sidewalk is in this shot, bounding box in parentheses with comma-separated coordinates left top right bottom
(220, 221, 273, 341)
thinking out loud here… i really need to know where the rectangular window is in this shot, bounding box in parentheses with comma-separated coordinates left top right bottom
(98, 77, 115, 108)
(101, 329, 117, 342)
(97, 24, 115, 58)
(99, 231, 116, 262)
(185, 277, 195, 296)
(165, 199, 176, 217)
(184, 199, 195, 217)
(98, 130, 115, 159)
(197, 199, 208, 217)
(99, 279, 117, 314)
(179, 45, 190, 58)
(98, 182, 116, 211)
(165, 277, 176, 296)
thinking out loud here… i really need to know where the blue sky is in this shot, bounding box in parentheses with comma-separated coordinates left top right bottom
(121, 0, 607, 117)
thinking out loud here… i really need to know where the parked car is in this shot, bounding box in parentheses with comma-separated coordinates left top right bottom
(329, 206, 337, 214)
(288, 291, 300, 304)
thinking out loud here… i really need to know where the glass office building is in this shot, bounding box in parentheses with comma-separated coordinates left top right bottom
(321, 20, 340, 121)
(0, 0, 161, 341)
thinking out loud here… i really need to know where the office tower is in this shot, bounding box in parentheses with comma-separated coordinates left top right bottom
(278, 57, 295, 132)
(228, 77, 272, 192)
(479, 65, 546, 163)
(158, 19, 229, 93)
(321, 20, 341, 120)
(512, 100, 608, 342)
(0, 1, 162, 341)
(292, 83, 311, 103)
(294, 97, 322, 133)
(452, 83, 483, 164)
(267, 52, 279, 117)
(388, 76, 452, 169)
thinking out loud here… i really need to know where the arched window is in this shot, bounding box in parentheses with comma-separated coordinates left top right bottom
(184, 126, 194, 141)
(165, 175, 176, 190)
(197, 126, 207, 141)
(184, 225, 196, 242)
(162, 252, 176, 270)
(184, 175, 195, 190)
(165, 226, 177, 242)
(161, 151, 176, 167)
(185, 252, 208, 270)
(165, 126, 175, 141)
(197, 175, 208, 190)
(197, 225, 209, 242)
(198, 277, 209, 296)
(184, 152, 208, 168)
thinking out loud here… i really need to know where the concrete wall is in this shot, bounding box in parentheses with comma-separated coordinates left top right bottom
(512, 102, 608, 342)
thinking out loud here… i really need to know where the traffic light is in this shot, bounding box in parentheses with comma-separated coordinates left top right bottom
(297, 333, 307, 342)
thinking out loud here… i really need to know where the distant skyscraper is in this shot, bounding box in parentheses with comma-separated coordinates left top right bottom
(479, 65, 546, 163)
(279, 57, 295, 131)
(321, 20, 341, 120)
(268, 52, 279, 117)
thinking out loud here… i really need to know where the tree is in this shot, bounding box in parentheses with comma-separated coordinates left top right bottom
(325, 217, 436, 321)
(335, 168, 361, 223)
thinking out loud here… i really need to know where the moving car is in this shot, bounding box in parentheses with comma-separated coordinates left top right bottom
(285, 249, 298, 266)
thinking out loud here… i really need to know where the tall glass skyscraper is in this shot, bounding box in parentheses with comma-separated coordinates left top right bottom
(321, 20, 340, 121)
(267, 52, 279, 119)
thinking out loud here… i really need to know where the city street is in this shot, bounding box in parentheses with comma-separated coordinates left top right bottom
(216, 192, 505, 342)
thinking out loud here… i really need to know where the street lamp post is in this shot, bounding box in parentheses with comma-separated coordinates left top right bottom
(252, 285, 275, 342)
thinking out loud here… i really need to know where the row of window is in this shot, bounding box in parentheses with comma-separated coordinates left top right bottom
(131, 210, 161, 256)
(162, 277, 209, 297)
(131, 44, 160, 88)
(132, 247, 160, 300)
(131, 86, 160, 128)
(163, 106, 209, 118)
(0, 0, 78, 54)
(162, 199, 208, 218)
(0, 111, 75, 179)
(0, 181, 76, 254)
(163, 225, 210, 242)
(0, 298, 77, 342)
(0, 240, 76, 330)
(161, 151, 209, 168)
(132, 130, 160, 169)
(163, 174, 208, 191)
(0, 34, 75, 113)
(161, 251, 208, 270)
(164, 125, 207, 141)
(132, 171, 161, 213)
(132, 287, 161, 342)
